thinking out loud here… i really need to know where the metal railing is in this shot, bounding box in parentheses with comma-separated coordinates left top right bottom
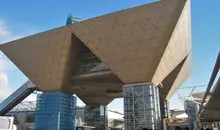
(8, 101, 36, 113)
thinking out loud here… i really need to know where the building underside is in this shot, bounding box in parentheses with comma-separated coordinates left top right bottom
(0, 0, 192, 129)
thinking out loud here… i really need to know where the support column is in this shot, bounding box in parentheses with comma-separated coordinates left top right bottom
(160, 100, 169, 130)
(84, 105, 108, 130)
(165, 101, 169, 118)
(123, 82, 161, 130)
(34, 92, 77, 130)
(185, 100, 198, 130)
(160, 100, 169, 119)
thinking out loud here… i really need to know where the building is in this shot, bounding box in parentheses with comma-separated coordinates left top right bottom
(0, 116, 16, 130)
(0, 0, 192, 129)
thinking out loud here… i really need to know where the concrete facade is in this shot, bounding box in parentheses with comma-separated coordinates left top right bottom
(0, 0, 192, 129)
(72, 0, 191, 86)
(0, 0, 191, 105)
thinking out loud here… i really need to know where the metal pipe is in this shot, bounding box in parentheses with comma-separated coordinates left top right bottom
(179, 85, 208, 89)
(198, 51, 220, 115)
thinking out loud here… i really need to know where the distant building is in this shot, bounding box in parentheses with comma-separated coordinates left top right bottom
(6, 103, 124, 130)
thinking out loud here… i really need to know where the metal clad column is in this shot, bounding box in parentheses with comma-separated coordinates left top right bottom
(85, 105, 108, 130)
(34, 92, 77, 130)
(123, 82, 161, 130)
(160, 100, 169, 130)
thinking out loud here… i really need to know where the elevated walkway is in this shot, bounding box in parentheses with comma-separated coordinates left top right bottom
(199, 52, 220, 121)
(0, 80, 36, 116)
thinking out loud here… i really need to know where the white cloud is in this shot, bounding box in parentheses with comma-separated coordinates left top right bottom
(0, 18, 24, 102)
(0, 19, 24, 45)
(0, 20, 10, 37)
(0, 60, 12, 102)
(0, 46, 13, 102)
(0, 52, 13, 71)
(0, 53, 37, 102)
(0, 49, 13, 102)
(0, 73, 11, 101)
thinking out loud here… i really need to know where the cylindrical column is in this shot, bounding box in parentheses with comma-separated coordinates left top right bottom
(123, 82, 161, 130)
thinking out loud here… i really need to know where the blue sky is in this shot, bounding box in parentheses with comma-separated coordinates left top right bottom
(0, 0, 219, 112)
